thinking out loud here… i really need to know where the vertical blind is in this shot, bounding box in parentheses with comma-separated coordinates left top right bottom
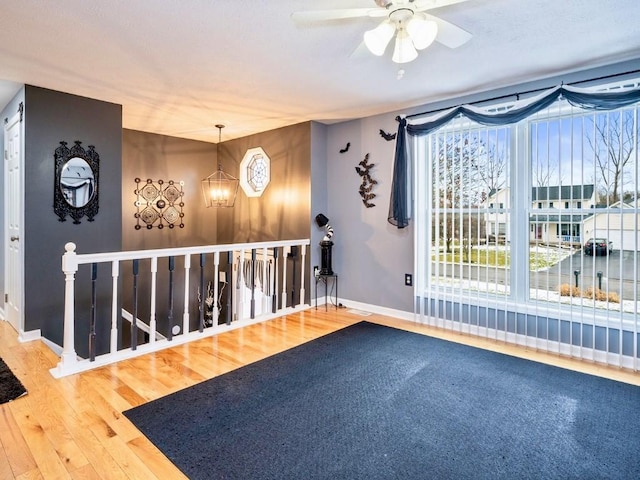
(413, 81, 640, 370)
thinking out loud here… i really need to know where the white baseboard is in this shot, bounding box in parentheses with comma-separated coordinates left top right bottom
(337, 298, 416, 323)
(19, 328, 41, 343)
(40, 336, 63, 356)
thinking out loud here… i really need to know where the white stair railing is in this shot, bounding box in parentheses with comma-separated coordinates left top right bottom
(51, 239, 310, 378)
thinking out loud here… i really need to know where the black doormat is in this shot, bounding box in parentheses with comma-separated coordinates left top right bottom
(0, 357, 27, 404)
(124, 321, 640, 480)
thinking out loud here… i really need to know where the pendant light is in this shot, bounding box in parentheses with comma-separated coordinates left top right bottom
(201, 124, 239, 208)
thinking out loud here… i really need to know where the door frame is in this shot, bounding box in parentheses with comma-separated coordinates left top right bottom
(3, 105, 25, 336)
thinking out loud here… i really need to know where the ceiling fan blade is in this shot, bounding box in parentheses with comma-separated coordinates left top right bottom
(291, 8, 381, 23)
(424, 13, 472, 49)
(414, 0, 472, 13)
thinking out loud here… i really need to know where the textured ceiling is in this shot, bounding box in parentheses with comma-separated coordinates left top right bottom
(1, 0, 640, 142)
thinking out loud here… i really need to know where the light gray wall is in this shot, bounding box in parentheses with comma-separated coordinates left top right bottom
(23, 86, 122, 356)
(326, 117, 414, 312)
(310, 122, 328, 278)
(325, 57, 640, 314)
(0, 87, 25, 307)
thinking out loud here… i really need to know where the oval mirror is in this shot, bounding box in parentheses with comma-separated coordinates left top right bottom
(60, 157, 95, 208)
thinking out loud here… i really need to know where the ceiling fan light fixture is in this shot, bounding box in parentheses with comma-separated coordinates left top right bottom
(364, 20, 396, 56)
(392, 28, 418, 64)
(406, 15, 438, 50)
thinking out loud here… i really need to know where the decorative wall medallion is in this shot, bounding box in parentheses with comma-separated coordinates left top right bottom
(134, 178, 185, 229)
(355, 153, 377, 208)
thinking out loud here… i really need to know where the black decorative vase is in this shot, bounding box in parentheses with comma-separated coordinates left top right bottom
(320, 240, 334, 275)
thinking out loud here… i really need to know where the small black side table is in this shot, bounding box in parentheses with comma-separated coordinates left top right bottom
(315, 274, 338, 311)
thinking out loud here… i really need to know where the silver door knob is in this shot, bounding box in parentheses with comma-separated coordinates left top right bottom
(10, 236, 19, 242)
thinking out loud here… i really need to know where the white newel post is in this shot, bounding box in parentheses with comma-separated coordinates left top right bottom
(56, 242, 79, 376)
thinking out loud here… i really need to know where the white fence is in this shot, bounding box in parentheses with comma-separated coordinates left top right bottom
(51, 239, 310, 378)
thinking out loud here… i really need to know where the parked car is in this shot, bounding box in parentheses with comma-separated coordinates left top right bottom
(583, 238, 613, 256)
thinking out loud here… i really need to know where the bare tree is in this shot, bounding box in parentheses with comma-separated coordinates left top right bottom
(432, 131, 506, 253)
(532, 158, 563, 187)
(471, 137, 508, 193)
(585, 110, 637, 205)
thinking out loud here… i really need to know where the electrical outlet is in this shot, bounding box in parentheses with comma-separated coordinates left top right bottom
(405, 273, 413, 286)
(219, 271, 227, 283)
(314, 266, 319, 276)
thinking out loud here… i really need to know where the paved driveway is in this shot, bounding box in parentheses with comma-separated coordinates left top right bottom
(543, 249, 640, 299)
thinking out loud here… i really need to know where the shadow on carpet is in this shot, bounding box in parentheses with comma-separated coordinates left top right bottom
(0, 357, 27, 404)
(124, 322, 640, 480)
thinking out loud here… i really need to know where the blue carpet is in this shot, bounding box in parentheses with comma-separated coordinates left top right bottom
(124, 322, 640, 479)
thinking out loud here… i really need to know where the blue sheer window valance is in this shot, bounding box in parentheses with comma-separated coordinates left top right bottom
(388, 83, 640, 228)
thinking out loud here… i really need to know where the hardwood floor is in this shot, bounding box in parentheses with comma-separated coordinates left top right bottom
(1, 308, 639, 479)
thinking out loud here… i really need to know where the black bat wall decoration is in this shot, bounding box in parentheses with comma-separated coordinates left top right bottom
(339, 142, 350, 153)
(354, 153, 377, 208)
(379, 129, 396, 141)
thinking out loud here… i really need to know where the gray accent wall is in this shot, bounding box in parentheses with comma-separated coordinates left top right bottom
(121, 123, 314, 325)
(121, 130, 219, 337)
(122, 129, 218, 250)
(217, 122, 312, 245)
(217, 122, 313, 304)
(23, 86, 122, 355)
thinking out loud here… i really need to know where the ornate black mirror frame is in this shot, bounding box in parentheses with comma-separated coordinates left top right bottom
(54, 140, 100, 224)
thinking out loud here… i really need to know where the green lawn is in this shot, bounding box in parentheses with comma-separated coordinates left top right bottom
(434, 246, 566, 270)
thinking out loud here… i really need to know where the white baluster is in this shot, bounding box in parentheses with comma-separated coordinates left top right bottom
(213, 251, 220, 326)
(298, 243, 306, 307)
(110, 260, 119, 353)
(237, 249, 245, 321)
(282, 246, 289, 309)
(150, 257, 158, 343)
(183, 254, 191, 335)
(262, 247, 269, 315)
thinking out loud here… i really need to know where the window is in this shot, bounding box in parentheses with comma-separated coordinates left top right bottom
(239, 147, 271, 197)
(415, 80, 640, 367)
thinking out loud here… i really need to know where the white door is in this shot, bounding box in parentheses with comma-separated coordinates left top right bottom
(4, 110, 23, 333)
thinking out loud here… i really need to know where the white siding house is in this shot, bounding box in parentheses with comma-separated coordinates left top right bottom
(485, 185, 640, 251)
(582, 200, 640, 251)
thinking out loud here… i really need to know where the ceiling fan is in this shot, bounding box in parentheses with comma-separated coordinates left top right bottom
(291, 0, 473, 64)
